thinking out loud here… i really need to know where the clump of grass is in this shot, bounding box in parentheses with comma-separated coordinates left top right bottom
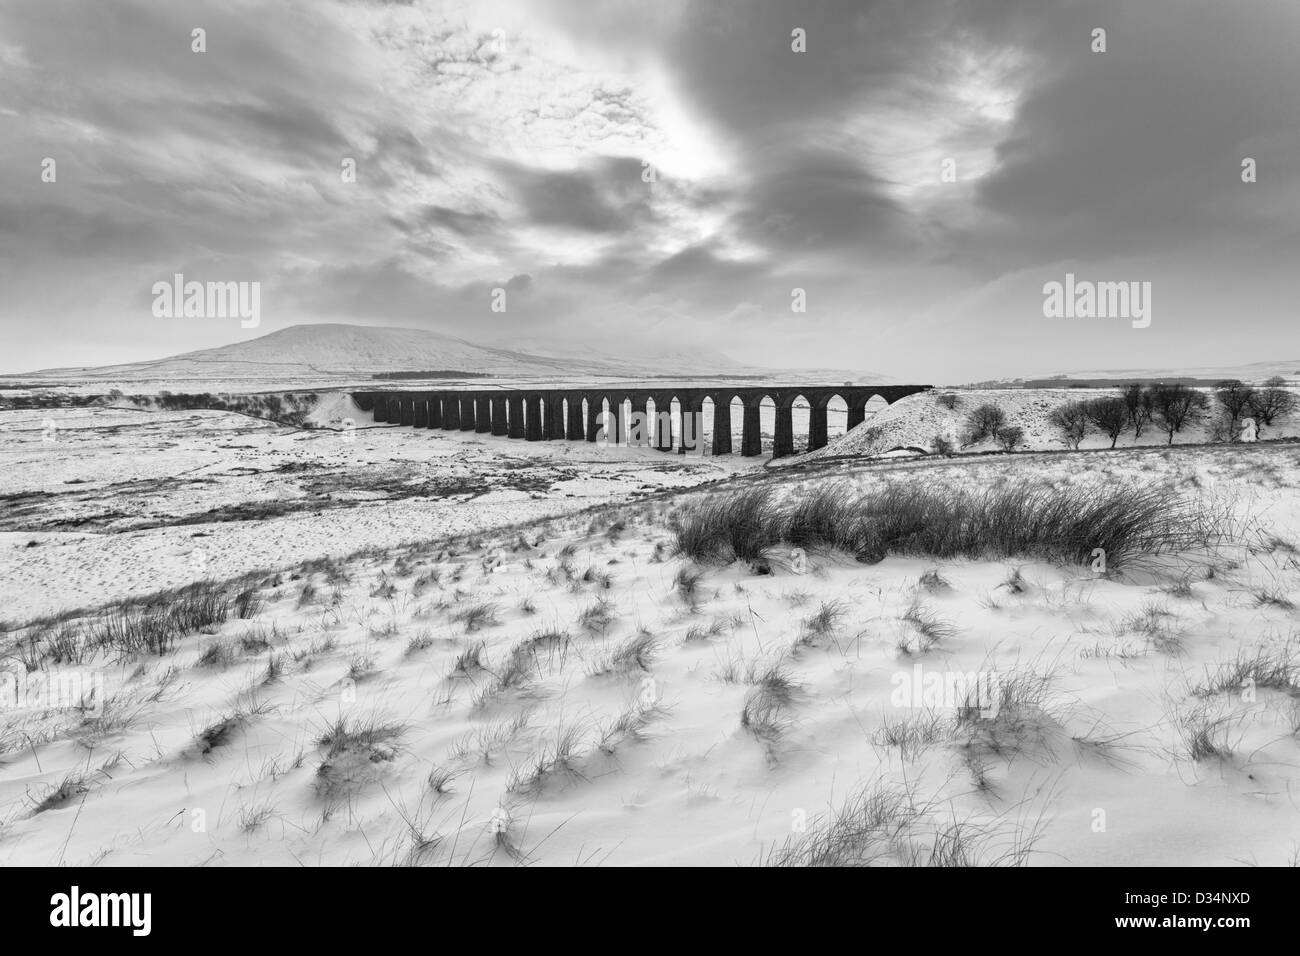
(917, 569, 952, 594)
(751, 664, 799, 705)
(999, 568, 1028, 595)
(506, 723, 588, 797)
(956, 663, 1057, 760)
(596, 701, 672, 754)
(195, 714, 246, 755)
(783, 482, 857, 550)
(316, 715, 406, 759)
(761, 780, 917, 866)
(1253, 588, 1296, 611)
(1267, 535, 1298, 555)
(1119, 602, 1184, 655)
(1191, 644, 1300, 698)
(31, 772, 91, 814)
(518, 627, 572, 673)
(405, 630, 436, 655)
(872, 710, 952, 761)
(478, 637, 550, 701)
(86, 581, 233, 656)
(293, 634, 337, 667)
(670, 486, 784, 564)
(238, 802, 275, 832)
(797, 599, 847, 647)
(741, 668, 800, 743)
(1175, 702, 1238, 762)
(449, 710, 534, 765)
(897, 601, 958, 655)
(684, 618, 729, 643)
(427, 765, 462, 797)
(192, 699, 273, 756)
(784, 590, 812, 608)
(581, 566, 614, 590)
(577, 598, 616, 636)
(451, 641, 486, 675)
(241, 625, 276, 654)
(314, 716, 406, 808)
(262, 653, 284, 684)
(347, 655, 376, 682)
(44, 623, 92, 665)
(452, 602, 501, 632)
(713, 651, 763, 684)
(5, 634, 43, 672)
(587, 630, 659, 676)
(760, 779, 1038, 867)
(196, 640, 236, 668)
(669, 480, 1223, 570)
(233, 587, 265, 619)
(673, 566, 706, 606)
(411, 570, 440, 596)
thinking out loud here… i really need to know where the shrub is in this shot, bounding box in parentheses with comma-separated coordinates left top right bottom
(963, 404, 1006, 445)
(935, 393, 960, 411)
(1214, 380, 1257, 434)
(1150, 384, 1209, 444)
(1250, 376, 1296, 434)
(994, 425, 1024, 451)
(1047, 402, 1088, 449)
(1081, 396, 1128, 448)
(1122, 383, 1152, 438)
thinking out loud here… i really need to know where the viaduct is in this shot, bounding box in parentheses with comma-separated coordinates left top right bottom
(351, 384, 930, 459)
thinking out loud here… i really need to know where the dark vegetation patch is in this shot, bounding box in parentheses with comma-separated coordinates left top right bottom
(670, 479, 1222, 570)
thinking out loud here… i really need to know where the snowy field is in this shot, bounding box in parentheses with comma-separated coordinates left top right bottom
(0, 402, 757, 619)
(2, 401, 1299, 866)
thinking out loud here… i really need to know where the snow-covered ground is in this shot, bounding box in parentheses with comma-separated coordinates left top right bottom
(2, 407, 1299, 866)
(0, 403, 757, 619)
(795, 387, 1300, 462)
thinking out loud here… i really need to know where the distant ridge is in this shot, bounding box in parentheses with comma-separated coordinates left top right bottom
(5, 323, 888, 384)
(1010, 359, 1300, 387)
(6, 323, 729, 381)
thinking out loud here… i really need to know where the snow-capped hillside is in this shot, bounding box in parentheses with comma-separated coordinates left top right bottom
(797, 387, 1300, 461)
(7, 323, 757, 382)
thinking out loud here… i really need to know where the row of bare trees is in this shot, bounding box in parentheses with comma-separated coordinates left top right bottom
(1049, 378, 1296, 448)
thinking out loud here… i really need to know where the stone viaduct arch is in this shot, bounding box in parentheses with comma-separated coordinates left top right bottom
(356, 383, 929, 458)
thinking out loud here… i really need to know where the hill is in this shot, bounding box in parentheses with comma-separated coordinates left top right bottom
(5, 323, 887, 387)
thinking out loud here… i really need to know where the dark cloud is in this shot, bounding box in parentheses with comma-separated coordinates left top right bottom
(728, 148, 912, 257)
(1, 0, 1297, 379)
(494, 156, 654, 233)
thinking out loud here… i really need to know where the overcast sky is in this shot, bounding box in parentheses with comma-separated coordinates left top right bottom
(3, 0, 1299, 381)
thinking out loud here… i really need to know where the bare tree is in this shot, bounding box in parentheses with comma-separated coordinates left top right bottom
(1150, 384, 1209, 444)
(1048, 401, 1089, 449)
(1214, 379, 1257, 435)
(1082, 396, 1128, 449)
(963, 403, 1006, 445)
(1122, 383, 1152, 438)
(1251, 376, 1297, 434)
(995, 425, 1024, 451)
